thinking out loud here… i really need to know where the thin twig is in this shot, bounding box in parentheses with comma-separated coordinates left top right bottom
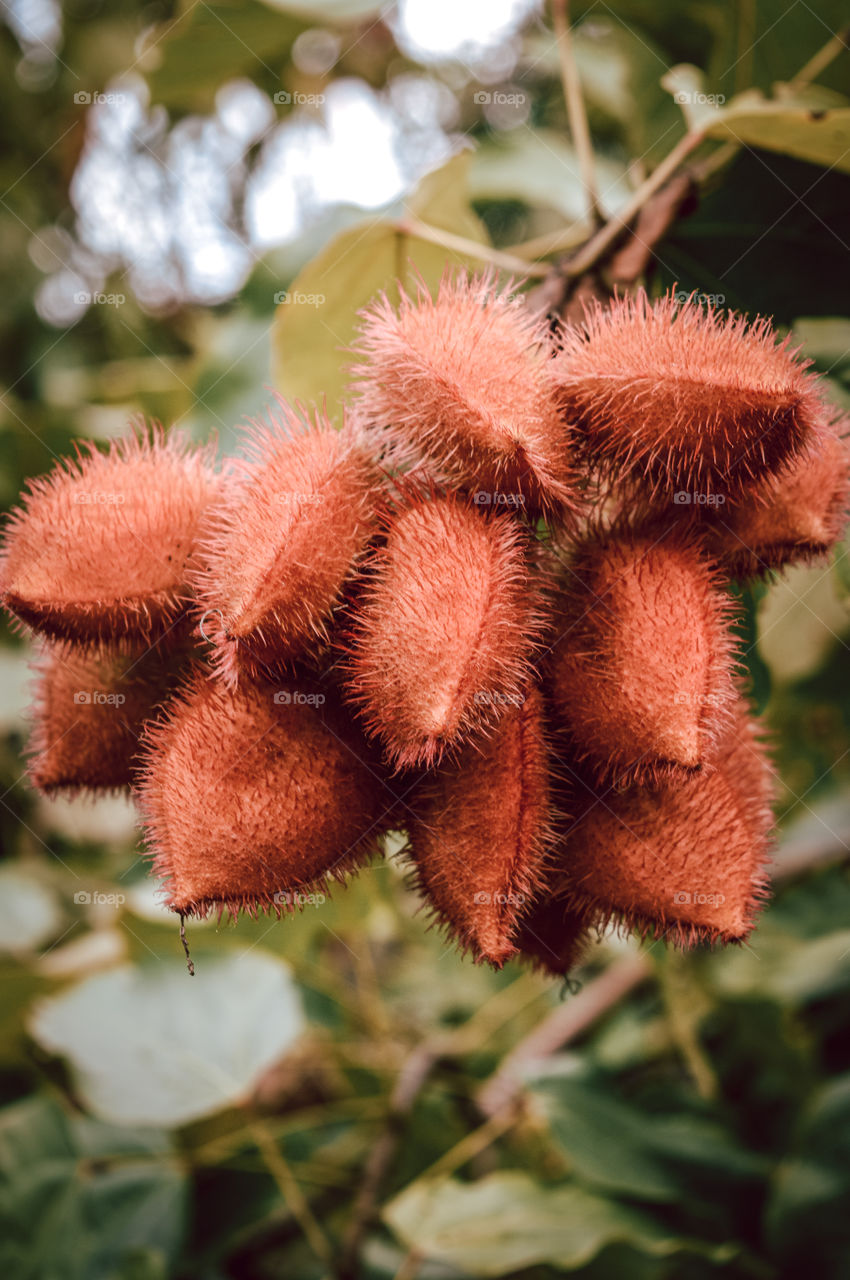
(506, 221, 590, 261)
(551, 0, 603, 228)
(414, 1107, 518, 1183)
(786, 24, 850, 94)
(397, 217, 550, 277)
(476, 952, 650, 1118)
(244, 1108, 336, 1269)
(654, 951, 718, 1100)
(562, 128, 707, 280)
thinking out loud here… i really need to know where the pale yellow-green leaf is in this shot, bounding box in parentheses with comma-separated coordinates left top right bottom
(706, 95, 850, 173)
(384, 1171, 732, 1275)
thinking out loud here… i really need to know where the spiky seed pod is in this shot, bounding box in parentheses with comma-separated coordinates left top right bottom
(514, 890, 593, 978)
(554, 704, 774, 945)
(138, 672, 392, 918)
(342, 489, 545, 769)
(548, 531, 738, 784)
(351, 272, 577, 517)
(0, 428, 220, 647)
(28, 642, 186, 795)
(708, 418, 850, 579)
(407, 685, 553, 967)
(554, 290, 822, 502)
(191, 405, 381, 686)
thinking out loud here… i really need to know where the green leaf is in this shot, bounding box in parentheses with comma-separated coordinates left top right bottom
(711, 925, 850, 1005)
(0, 1095, 186, 1280)
(657, 151, 850, 323)
(765, 1075, 850, 1279)
(29, 952, 304, 1127)
(271, 153, 489, 420)
(384, 1171, 677, 1275)
(142, 1, 304, 112)
(531, 1072, 766, 1203)
(706, 96, 850, 174)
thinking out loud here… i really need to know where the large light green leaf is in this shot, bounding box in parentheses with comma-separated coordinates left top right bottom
(29, 952, 304, 1127)
(706, 96, 850, 174)
(271, 152, 489, 419)
(0, 1095, 187, 1280)
(384, 1171, 735, 1275)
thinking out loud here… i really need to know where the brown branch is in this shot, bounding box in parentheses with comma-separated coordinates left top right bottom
(476, 952, 650, 1118)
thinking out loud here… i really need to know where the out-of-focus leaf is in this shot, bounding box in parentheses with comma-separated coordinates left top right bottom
(709, 0, 850, 100)
(141, 0, 304, 112)
(765, 1075, 850, 1280)
(793, 316, 850, 380)
(657, 151, 850, 323)
(383, 1170, 722, 1275)
(530, 1072, 767, 1203)
(470, 130, 633, 222)
(711, 926, 850, 1004)
(0, 866, 63, 953)
(706, 96, 850, 174)
(757, 565, 850, 685)
(0, 1095, 186, 1280)
(0, 650, 32, 730)
(271, 153, 488, 419)
(29, 953, 304, 1126)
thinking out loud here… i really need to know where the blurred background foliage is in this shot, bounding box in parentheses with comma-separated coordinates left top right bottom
(1, 0, 850, 1277)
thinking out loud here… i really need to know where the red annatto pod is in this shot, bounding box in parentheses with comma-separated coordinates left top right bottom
(553, 702, 774, 946)
(341, 486, 546, 769)
(351, 271, 578, 518)
(138, 671, 393, 919)
(191, 404, 382, 686)
(708, 413, 850, 579)
(0, 427, 221, 648)
(514, 890, 594, 978)
(406, 684, 554, 967)
(547, 529, 739, 784)
(553, 289, 822, 503)
(27, 641, 189, 795)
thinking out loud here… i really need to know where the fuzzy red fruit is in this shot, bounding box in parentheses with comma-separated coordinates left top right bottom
(555, 705, 773, 945)
(28, 643, 185, 795)
(0, 429, 220, 647)
(352, 272, 576, 517)
(407, 685, 553, 966)
(709, 419, 850, 578)
(343, 490, 544, 768)
(138, 672, 392, 918)
(514, 891, 592, 978)
(554, 290, 822, 502)
(548, 531, 738, 783)
(192, 406, 381, 685)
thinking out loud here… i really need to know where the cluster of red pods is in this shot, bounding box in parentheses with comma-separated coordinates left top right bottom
(2, 276, 847, 974)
